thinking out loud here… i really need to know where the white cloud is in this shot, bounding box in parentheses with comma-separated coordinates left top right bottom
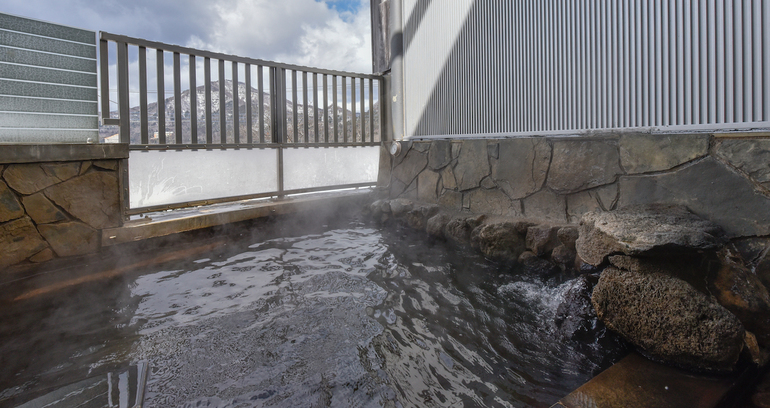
(196, 0, 372, 73)
(4, 0, 372, 73)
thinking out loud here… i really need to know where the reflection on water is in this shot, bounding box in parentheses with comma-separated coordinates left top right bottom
(0, 220, 624, 407)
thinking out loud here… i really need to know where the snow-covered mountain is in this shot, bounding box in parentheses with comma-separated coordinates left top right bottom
(101, 80, 380, 144)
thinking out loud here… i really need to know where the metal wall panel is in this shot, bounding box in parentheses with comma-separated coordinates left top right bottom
(401, 0, 770, 138)
(0, 12, 97, 143)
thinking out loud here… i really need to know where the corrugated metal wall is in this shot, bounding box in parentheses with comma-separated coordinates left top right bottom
(401, 0, 770, 138)
(0, 13, 98, 143)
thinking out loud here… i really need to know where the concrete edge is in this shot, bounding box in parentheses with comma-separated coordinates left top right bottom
(101, 190, 372, 246)
(0, 143, 129, 164)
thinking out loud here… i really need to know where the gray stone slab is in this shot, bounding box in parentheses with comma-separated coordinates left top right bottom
(428, 140, 451, 170)
(493, 138, 551, 199)
(547, 140, 622, 194)
(715, 138, 770, 190)
(618, 157, 770, 237)
(417, 170, 439, 203)
(453, 140, 490, 191)
(466, 188, 521, 217)
(522, 189, 566, 222)
(619, 134, 710, 174)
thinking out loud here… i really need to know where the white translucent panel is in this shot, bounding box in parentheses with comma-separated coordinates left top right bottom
(129, 149, 277, 208)
(283, 146, 379, 191)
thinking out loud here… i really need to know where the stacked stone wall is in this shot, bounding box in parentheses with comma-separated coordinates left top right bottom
(384, 133, 770, 239)
(0, 145, 126, 269)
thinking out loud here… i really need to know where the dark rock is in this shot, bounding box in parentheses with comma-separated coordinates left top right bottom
(522, 189, 567, 223)
(405, 204, 439, 230)
(607, 254, 708, 294)
(44, 172, 122, 229)
(555, 275, 599, 341)
(453, 140, 490, 191)
(426, 212, 452, 238)
(492, 138, 551, 199)
(22, 192, 68, 224)
(557, 226, 579, 250)
(0, 216, 48, 268)
(758, 251, 770, 293)
(444, 215, 485, 245)
(576, 205, 727, 266)
(547, 140, 623, 194)
(0, 180, 24, 223)
(388, 198, 413, 217)
(428, 140, 452, 170)
(618, 157, 770, 237)
(526, 225, 560, 256)
(708, 248, 770, 348)
(518, 251, 560, 276)
(38, 221, 100, 257)
(368, 199, 385, 218)
(743, 331, 768, 366)
(592, 267, 745, 372)
(470, 222, 526, 262)
(619, 134, 710, 174)
(551, 245, 578, 271)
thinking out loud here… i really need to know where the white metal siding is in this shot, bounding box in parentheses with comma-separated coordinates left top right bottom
(0, 12, 98, 143)
(401, 0, 770, 138)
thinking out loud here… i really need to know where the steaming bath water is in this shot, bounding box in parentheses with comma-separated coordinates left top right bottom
(0, 217, 625, 407)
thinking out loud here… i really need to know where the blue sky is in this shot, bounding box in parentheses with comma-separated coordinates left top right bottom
(324, 0, 363, 14)
(3, 0, 373, 73)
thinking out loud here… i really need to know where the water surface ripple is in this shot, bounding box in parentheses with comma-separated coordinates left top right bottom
(0, 220, 624, 407)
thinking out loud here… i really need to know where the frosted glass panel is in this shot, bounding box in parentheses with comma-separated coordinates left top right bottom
(283, 146, 379, 191)
(129, 149, 277, 208)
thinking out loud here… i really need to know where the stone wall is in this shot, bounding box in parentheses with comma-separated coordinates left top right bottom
(0, 144, 127, 269)
(383, 133, 770, 239)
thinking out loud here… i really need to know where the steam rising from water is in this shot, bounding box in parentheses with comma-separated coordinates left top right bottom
(0, 220, 624, 407)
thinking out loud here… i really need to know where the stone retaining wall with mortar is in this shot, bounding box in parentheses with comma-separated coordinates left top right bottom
(0, 144, 127, 269)
(381, 132, 770, 249)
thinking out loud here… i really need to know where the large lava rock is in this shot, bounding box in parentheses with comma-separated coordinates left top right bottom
(592, 267, 745, 372)
(709, 248, 770, 348)
(470, 221, 527, 262)
(576, 205, 727, 266)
